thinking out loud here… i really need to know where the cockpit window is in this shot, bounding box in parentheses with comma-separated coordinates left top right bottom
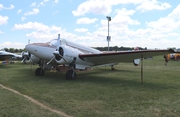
(48, 39, 67, 46)
(48, 39, 57, 47)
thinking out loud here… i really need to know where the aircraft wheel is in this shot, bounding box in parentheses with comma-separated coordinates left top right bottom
(35, 68, 44, 76)
(66, 70, 76, 80)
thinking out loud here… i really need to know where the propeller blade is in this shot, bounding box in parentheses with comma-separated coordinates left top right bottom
(21, 57, 27, 63)
(53, 51, 68, 63)
(47, 56, 55, 65)
(57, 34, 60, 50)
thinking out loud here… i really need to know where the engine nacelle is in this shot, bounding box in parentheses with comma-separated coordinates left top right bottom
(54, 45, 82, 64)
(29, 54, 40, 64)
(133, 59, 140, 66)
(21, 51, 30, 60)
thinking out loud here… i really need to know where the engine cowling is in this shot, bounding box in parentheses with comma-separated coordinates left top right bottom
(29, 54, 40, 64)
(22, 51, 30, 60)
(22, 51, 40, 64)
(54, 45, 82, 64)
(133, 59, 140, 66)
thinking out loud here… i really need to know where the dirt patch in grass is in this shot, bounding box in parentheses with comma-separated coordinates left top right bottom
(0, 84, 73, 117)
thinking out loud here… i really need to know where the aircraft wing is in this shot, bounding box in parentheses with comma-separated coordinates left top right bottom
(79, 49, 175, 66)
(0, 55, 14, 61)
(0, 51, 22, 61)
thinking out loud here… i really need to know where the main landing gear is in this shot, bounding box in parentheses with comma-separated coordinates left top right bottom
(35, 60, 44, 76)
(35, 68, 44, 76)
(66, 57, 76, 80)
(35, 58, 77, 79)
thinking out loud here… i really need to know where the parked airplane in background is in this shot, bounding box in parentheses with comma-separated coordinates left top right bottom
(0, 50, 22, 61)
(25, 34, 175, 80)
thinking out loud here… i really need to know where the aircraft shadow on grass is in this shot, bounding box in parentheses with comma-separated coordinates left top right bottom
(17, 66, 176, 91)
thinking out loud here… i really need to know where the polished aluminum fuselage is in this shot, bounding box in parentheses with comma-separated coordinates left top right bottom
(25, 38, 102, 69)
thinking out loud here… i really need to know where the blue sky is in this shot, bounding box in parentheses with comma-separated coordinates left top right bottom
(0, 0, 180, 49)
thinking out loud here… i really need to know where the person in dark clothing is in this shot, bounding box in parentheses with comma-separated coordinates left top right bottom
(164, 55, 168, 66)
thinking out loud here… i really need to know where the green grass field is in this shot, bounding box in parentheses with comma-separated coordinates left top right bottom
(0, 56, 180, 117)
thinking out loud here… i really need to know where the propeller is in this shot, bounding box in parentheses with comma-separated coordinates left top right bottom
(21, 39, 31, 63)
(21, 51, 30, 63)
(47, 34, 68, 65)
(46, 56, 55, 65)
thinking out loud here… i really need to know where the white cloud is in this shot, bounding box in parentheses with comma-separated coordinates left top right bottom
(0, 4, 14, 10)
(37, 0, 50, 7)
(113, 8, 140, 25)
(30, 1, 50, 7)
(136, 0, 171, 12)
(72, 0, 171, 16)
(21, 17, 26, 21)
(0, 15, 9, 25)
(53, 10, 58, 15)
(39, 2, 45, 6)
(118, 4, 180, 49)
(0, 41, 25, 49)
(146, 4, 180, 33)
(54, 0, 58, 3)
(76, 17, 98, 24)
(0, 4, 3, 10)
(0, 31, 3, 34)
(168, 4, 180, 20)
(74, 28, 89, 32)
(13, 22, 49, 31)
(72, 0, 112, 16)
(6, 1, 179, 49)
(24, 8, 40, 16)
(98, 8, 140, 35)
(17, 9, 22, 14)
(30, 2, 37, 7)
(12, 22, 77, 41)
(115, 8, 135, 16)
(85, 4, 179, 49)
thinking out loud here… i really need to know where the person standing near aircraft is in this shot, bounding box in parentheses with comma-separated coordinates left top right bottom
(164, 55, 168, 66)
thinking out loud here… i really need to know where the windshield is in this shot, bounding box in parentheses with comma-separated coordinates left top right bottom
(48, 39, 57, 47)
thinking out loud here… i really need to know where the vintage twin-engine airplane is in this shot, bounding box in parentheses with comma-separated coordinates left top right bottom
(25, 34, 175, 80)
(0, 50, 22, 61)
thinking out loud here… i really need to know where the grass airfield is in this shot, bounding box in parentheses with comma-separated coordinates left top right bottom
(0, 56, 180, 117)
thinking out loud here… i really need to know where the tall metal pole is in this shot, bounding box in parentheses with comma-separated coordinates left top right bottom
(141, 54, 143, 84)
(106, 16, 111, 52)
(108, 19, 109, 51)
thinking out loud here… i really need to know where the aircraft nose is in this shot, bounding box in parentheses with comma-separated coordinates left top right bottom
(25, 44, 37, 54)
(25, 44, 31, 51)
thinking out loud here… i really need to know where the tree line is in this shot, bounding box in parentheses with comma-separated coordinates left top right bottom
(2, 48, 25, 53)
(94, 46, 147, 51)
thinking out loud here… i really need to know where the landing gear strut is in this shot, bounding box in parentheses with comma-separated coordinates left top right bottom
(111, 65, 115, 71)
(66, 57, 76, 80)
(35, 60, 44, 76)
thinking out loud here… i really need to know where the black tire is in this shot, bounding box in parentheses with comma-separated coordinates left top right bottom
(66, 70, 76, 80)
(35, 68, 44, 76)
